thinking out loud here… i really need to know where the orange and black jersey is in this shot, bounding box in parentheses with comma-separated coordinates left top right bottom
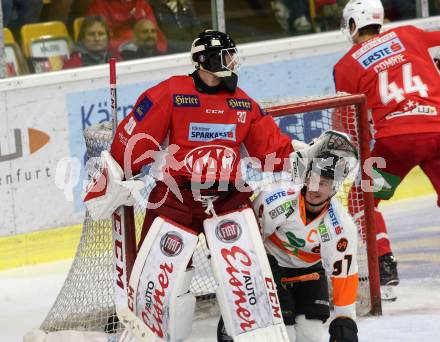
(254, 182, 359, 320)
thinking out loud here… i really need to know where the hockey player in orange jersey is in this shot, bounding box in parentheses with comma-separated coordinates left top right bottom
(333, 0, 440, 300)
(218, 142, 360, 342)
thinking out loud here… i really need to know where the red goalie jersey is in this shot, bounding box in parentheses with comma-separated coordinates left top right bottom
(334, 25, 440, 139)
(111, 75, 293, 182)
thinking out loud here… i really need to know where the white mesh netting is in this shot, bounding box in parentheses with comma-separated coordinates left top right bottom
(40, 94, 373, 337)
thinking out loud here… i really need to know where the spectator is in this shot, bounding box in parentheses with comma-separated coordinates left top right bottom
(2, 0, 43, 35)
(119, 19, 162, 60)
(382, 0, 416, 21)
(247, 0, 265, 14)
(430, 0, 440, 15)
(149, 0, 202, 53)
(41, 0, 93, 27)
(87, 0, 167, 53)
(63, 16, 116, 69)
(313, 0, 341, 32)
(271, 0, 312, 34)
(271, 0, 289, 31)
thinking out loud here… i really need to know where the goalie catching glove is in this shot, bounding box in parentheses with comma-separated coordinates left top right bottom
(290, 130, 358, 184)
(82, 151, 144, 220)
(329, 317, 358, 342)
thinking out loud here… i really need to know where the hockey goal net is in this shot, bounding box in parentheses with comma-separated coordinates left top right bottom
(39, 93, 380, 338)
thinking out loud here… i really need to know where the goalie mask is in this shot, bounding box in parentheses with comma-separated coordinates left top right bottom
(191, 30, 240, 92)
(341, 0, 384, 42)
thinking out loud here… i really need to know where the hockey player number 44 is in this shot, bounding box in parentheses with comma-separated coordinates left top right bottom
(379, 62, 428, 105)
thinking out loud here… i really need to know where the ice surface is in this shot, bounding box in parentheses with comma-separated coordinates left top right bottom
(1, 195, 439, 341)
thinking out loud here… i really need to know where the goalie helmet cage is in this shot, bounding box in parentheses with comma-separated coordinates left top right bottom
(39, 93, 381, 338)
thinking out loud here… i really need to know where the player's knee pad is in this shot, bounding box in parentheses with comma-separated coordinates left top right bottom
(295, 315, 323, 342)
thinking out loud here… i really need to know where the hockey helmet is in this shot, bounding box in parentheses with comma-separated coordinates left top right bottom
(341, 0, 384, 42)
(191, 30, 240, 77)
(307, 150, 358, 195)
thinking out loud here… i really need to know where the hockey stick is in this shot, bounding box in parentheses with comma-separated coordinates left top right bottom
(109, 58, 137, 333)
(110, 58, 137, 279)
(280, 272, 320, 288)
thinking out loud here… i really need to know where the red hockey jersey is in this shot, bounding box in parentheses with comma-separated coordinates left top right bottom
(111, 75, 293, 183)
(334, 25, 440, 139)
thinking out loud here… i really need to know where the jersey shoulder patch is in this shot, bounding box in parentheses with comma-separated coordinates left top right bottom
(133, 95, 153, 121)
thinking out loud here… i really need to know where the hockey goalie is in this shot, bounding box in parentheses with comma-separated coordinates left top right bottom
(81, 29, 357, 342)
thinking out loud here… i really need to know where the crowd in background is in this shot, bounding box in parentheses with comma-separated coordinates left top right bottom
(1, 0, 440, 77)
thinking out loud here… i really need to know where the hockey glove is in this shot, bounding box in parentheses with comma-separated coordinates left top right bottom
(289, 130, 357, 184)
(83, 151, 144, 221)
(328, 317, 358, 342)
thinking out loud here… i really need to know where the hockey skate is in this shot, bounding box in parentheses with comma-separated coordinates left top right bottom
(379, 253, 399, 301)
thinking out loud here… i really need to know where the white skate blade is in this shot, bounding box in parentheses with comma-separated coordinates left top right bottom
(381, 285, 397, 301)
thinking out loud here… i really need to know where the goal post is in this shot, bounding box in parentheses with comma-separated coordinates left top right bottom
(35, 92, 381, 340)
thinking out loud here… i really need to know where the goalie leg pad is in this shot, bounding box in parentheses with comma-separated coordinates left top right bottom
(168, 267, 196, 341)
(119, 216, 198, 342)
(204, 207, 289, 342)
(119, 329, 143, 342)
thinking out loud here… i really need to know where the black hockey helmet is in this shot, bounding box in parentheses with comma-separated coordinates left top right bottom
(191, 30, 239, 77)
(312, 151, 348, 179)
(307, 150, 357, 195)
